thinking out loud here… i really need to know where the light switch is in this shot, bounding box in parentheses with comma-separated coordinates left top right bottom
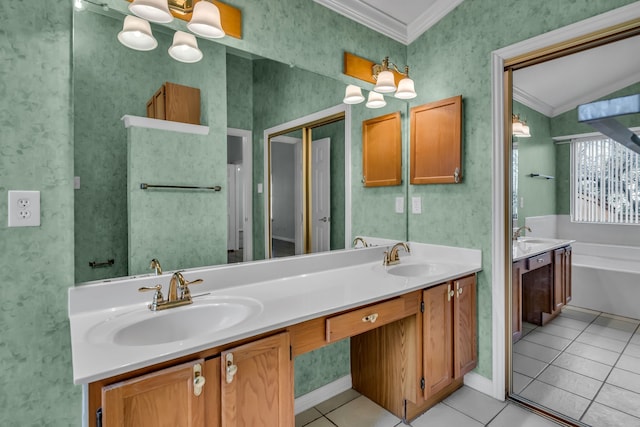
(257, 183, 263, 194)
(412, 196, 422, 214)
(395, 197, 404, 214)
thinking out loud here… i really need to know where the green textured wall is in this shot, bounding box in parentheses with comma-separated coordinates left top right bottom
(552, 81, 640, 214)
(128, 128, 227, 274)
(0, 1, 80, 425)
(513, 102, 556, 227)
(226, 53, 254, 131)
(406, 0, 637, 379)
(74, 9, 228, 282)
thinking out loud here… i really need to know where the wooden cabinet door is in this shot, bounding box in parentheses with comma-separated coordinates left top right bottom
(101, 359, 206, 427)
(221, 332, 293, 427)
(410, 95, 462, 184)
(564, 247, 572, 304)
(362, 112, 402, 187)
(423, 283, 453, 399)
(453, 276, 477, 378)
(553, 248, 565, 313)
(512, 260, 525, 342)
(153, 86, 166, 120)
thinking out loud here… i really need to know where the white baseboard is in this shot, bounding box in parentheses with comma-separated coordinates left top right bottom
(294, 375, 352, 414)
(464, 372, 502, 401)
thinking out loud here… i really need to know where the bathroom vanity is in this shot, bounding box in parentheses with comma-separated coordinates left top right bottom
(69, 243, 481, 426)
(512, 238, 573, 341)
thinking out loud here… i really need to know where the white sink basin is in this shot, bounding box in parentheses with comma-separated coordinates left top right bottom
(386, 263, 440, 277)
(87, 296, 263, 346)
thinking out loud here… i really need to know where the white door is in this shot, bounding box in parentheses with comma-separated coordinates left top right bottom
(227, 164, 237, 251)
(312, 138, 330, 252)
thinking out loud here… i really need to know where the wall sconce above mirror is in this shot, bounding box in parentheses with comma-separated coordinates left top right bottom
(342, 52, 417, 108)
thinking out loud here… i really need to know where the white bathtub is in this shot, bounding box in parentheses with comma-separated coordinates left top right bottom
(571, 242, 640, 320)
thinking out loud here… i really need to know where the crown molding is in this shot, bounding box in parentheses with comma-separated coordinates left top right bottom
(313, 0, 408, 44)
(406, 0, 465, 44)
(512, 86, 555, 117)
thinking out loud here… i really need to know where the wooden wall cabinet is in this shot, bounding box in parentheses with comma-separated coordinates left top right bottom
(410, 95, 462, 184)
(362, 111, 402, 187)
(146, 82, 201, 125)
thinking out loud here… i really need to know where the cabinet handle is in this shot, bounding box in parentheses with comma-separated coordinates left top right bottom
(456, 281, 463, 298)
(193, 363, 206, 396)
(454, 167, 460, 183)
(362, 313, 379, 323)
(447, 284, 454, 302)
(537, 258, 545, 263)
(225, 353, 238, 384)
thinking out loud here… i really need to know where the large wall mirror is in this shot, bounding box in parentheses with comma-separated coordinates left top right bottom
(73, 3, 410, 284)
(509, 29, 640, 424)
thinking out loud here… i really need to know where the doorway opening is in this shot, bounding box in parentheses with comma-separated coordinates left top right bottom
(227, 128, 253, 263)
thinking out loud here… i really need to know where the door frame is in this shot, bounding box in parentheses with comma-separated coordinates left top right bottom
(227, 128, 253, 262)
(490, 3, 640, 401)
(263, 104, 352, 258)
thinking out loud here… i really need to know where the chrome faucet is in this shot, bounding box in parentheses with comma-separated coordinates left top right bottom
(384, 242, 410, 266)
(139, 271, 203, 311)
(353, 237, 368, 248)
(513, 226, 532, 240)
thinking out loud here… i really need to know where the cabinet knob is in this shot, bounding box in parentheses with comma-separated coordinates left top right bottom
(447, 284, 454, 302)
(193, 363, 206, 396)
(225, 353, 238, 384)
(362, 313, 379, 323)
(454, 167, 460, 183)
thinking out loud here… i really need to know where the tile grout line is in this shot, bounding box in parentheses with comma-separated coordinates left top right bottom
(578, 315, 640, 422)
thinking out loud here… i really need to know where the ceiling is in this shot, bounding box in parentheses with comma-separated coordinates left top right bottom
(514, 35, 640, 119)
(313, 0, 465, 45)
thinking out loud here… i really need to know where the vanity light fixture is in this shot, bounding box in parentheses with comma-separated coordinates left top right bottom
(187, 0, 225, 38)
(512, 114, 531, 138)
(365, 91, 386, 109)
(73, 0, 86, 11)
(168, 31, 203, 63)
(373, 57, 417, 99)
(343, 85, 365, 104)
(129, 0, 173, 24)
(118, 15, 158, 51)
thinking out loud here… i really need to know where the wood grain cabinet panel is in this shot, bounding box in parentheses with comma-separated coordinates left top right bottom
(326, 297, 407, 342)
(362, 111, 402, 187)
(410, 95, 462, 184)
(423, 275, 476, 400)
(221, 332, 293, 427)
(101, 359, 207, 427)
(146, 82, 201, 125)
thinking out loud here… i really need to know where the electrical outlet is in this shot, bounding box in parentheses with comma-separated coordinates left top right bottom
(8, 191, 40, 227)
(412, 196, 422, 214)
(395, 197, 404, 214)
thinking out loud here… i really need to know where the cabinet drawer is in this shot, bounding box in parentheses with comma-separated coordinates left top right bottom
(326, 298, 406, 343)
(526, 251, 551, 271)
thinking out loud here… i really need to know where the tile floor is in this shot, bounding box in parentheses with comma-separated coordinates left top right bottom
(295, 386, 562, 427)
(513, 305, 640, 426)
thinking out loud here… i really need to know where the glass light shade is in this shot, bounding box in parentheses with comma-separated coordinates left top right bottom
(129, 0, 173, 23)
(512, 120, 524, 135)
(168, 31, 203, 63)
(520, 124, 531, 137)
(74, 0, 86, 11)
(394, 77, 417, 99)
(343, 85, 365, 104)
(187, 1, 225, 39)
(117, 16, 158, 51)
(365, 91, 386, 109)
(374, 70, 397, 93)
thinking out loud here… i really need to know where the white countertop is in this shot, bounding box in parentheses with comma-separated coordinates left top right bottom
(512, 237, 574, 262)
(69, 242, 481, 384)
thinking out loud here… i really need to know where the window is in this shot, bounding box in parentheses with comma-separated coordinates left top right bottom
(571, 137, 640, 224)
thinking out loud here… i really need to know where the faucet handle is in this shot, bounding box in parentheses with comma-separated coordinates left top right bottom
(139, 285, 164, 310)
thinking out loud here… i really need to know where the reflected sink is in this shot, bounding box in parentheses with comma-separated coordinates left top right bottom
(386, 263, 439, 277)
(87, 296, 263, 346)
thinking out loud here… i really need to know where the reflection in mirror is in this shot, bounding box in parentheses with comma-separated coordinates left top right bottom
(510, 33, 640, 423)
(73, 5, 411, 284)
(268, 118, 345, 258)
